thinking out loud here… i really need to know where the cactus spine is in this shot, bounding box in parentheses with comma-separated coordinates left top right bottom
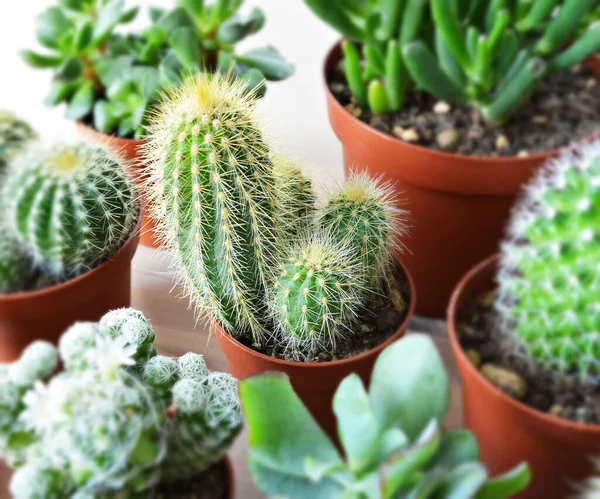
(497, 141, 600, 380)
(271, 233, 366, 355)
(144, 74, 282, 342)
(0, 110, 36, 174)
(321, 173, 406, 282)
(2, 142, 138, 279)
(0, 227, 35, 293)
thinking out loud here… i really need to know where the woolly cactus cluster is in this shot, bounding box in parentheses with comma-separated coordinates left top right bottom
(2, 142, 138, 280)
(146, 73, 407, 358)
(497, 141, 600, 380)
(0, 110, 36, 174)
(0, 308, 242, 498)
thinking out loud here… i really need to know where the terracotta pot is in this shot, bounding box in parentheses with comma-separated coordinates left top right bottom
(447, 254, 600, 499)
(76, 122, 160, 249)
(215, 259, 416, 439)
(323, 42, 600, 317)
(0, 225, 140, 362)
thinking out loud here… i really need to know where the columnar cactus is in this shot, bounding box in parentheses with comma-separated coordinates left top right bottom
(0, 227, 35, 294)
(271, 233, 366, 356)
(321, 172, 406, 282)
(2, 142, 139, 279)
(0, 308, 242, 498)
(0, 110, 36, 173)
(144, 74, 284, 342)
(496, 141, 600, 380)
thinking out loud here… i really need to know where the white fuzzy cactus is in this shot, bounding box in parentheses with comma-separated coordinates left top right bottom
(497, 140, 600, 380)
(0, 309, 242, 497)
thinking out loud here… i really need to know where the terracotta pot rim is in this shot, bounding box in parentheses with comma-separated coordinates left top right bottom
(76, 121, 146, 146)
(447, 253, 600, 435)
(216, 256, 416, 369)
(0, 211, 142, 304)
(323, 41, 600, 165)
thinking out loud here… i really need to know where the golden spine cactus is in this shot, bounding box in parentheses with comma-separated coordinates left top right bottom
(144, 74, 286, 343)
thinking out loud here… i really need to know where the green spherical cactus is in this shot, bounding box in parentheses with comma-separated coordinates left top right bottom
(9, 465, 65, 499)
(0, 226, 35, 293)
(177, 352, 208, 380)
(2, 142, 138, 279)
(271, 233, 366, 356)
(10, 341, 58, 388)
(58, 322, 101, 372)
(143, 355, 179, 408)
(144, 74, 285, 343)
(0, 110, 36, 174)
(320, 172, 406, 283)
(162, 372, 242, 481)
(497, 141, 600, 380)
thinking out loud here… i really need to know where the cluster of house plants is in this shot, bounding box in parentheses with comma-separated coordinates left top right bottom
(448, 140, 600, 498)
(23, 0, 294, 248)
(0, 113, 140, 362)
(305, 0, 600, 316)
(0, 308, 241, 498)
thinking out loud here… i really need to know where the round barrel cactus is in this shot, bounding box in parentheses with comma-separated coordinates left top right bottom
(2, 142, 139, 279)
(497, 141, 600, 380)
(0, 110, 36, 174)
(271, 232, 366, 356)
(321, 172, 406, 282)
(0, 226, 34, 293)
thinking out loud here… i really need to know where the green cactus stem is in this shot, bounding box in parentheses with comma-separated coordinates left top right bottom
(0, 227, 35, 294)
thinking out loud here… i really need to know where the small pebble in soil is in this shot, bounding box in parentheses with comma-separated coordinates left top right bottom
(400, 128, 420, 142)
(437, 129, 459, 151)
(433, 101, 451, 114)
(481, 363, 528, 399)
(549, 404, 564, 417)
(495, 135, 510, 151)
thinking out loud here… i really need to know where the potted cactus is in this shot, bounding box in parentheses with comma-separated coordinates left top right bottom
(447, 140, 600, 498)
(0, 308, 241, 498)
(23, 0, 293, 248)
(0, 111, 36, 174)
(0, 140, 140, 362)
(305, 0, 600, 316)
(241, 334, 531, 498)
(143, 73, 415, 437)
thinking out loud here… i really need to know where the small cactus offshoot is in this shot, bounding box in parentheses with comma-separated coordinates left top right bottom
(0, 227, 35, 294)
(0, 110, 36, 174)
(2, 142, 139, 280)
(0, 308, 242, 498)
(497, 140, 600, 381)
(271, 233, 366, 356)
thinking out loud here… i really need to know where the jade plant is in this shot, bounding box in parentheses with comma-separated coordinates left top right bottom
(496, 140, 600, 380)
(2, 141, 139, 281)
(144, 73, 406, 358)
(305, 0, 600, 124)
(23, 0, 293, 139)
(241, 334, 531, 498)
(0, 111, 36, 175)
(0, 308, 242, 498)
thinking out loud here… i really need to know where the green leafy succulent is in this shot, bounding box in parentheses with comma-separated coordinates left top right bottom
(305, 0, 600, 125)
(241, 334, 531, 499)
(23, 0, 294, 139)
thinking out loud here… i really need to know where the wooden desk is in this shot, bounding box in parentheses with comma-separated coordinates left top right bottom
(0, 246, 464, 498)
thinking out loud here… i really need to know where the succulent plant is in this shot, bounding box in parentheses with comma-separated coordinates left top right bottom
(0, 308, 242, 498)
(241, 334, 531, 498)
(144, 73, 291, 343)
(0, 110, 36, 174)
(305, 0, 600, 124)
(271, 232, 366, 357)
(321, 172, 406, 283)
(0, 227, 35, 294)
(2, 141, 139, 280)
(24, 0, 293, 140)
(496, 140, 600, 381)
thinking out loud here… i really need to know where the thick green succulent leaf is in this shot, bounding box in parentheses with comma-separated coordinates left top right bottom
(45, 80, 75, 105)
(176, 0, 204, 18)
(400, 0, 429, 45)
(132, 67, 160, 101)
(367, 80, 390, 115)
(55, 57, 83, 81)
(35, 7, 71, 49)
(377, 0, 404, 40)
(303, 0, 365, 41)
(536, 0, 596, 54)
(94, 0, 126, 44)
(517, 0, 559, 31)
(107, 78, 136, 102)
(426, 429, 480, 470)
(333, 374, 381, 476)
(475, 463, 531, 499)
(218, 7, 265, 44)
(149, 7, 166, 23)
(550, 21, 600, 71)
(431, 0, 473, 70)
(96, 55, 134, 86)
(369, 335, 449, 441)
(236, 46, 294, 81)
(342, 40, 368, 108)
(93, 101, 119, 133)
(65, 82, 94, 120)
(239, 68, 267, 98)
(159, 51, 183, 87)
(119, 6, 139, 24)
(118, 117, 135, 137)
(21, 50, 63, 69)
(434, 30, 466, 88)
(158, 7, 197, 35)
(240, 373, 345, 499)
(430, 462, 488, 499)
(143, 25, 168, 46)
(72, 19, 94, 52)
(169, 27, 202, 67)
